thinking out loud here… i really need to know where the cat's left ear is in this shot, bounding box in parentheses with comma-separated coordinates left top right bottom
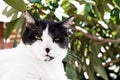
(24, 11, 36, 29)
(62, 16, 74, 28)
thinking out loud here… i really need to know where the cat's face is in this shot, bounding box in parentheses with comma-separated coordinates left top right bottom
(22, 11, 74, 62)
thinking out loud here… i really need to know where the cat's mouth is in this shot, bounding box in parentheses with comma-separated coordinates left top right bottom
(44, 55, 54, 62)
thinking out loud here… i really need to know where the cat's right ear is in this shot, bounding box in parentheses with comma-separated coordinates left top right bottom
(24, 11, 36, 29)
(62, 16, 74, 28)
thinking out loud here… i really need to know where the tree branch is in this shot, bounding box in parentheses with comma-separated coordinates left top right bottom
(103, 58, 120, 67)
(71, 25, 120, 44)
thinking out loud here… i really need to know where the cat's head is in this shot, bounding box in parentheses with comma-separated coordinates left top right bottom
(22, 11, 74, 62)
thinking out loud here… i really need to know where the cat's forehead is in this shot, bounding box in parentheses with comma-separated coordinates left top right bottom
(37, 20, 64, 34)
(37, 20, 56, 28)
(42, 25, 51, 40)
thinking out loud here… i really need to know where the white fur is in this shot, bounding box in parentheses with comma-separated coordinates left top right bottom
(0, 28, 68, 80)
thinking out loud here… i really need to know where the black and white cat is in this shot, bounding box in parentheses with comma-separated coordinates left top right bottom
(0, 11, 74, 80)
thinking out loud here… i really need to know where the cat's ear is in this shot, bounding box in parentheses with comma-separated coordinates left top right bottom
(24, 11, 36, 29)
(62, 16, 74, 28)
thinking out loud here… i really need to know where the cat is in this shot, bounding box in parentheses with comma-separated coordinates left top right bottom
(0, 11, 74, 80)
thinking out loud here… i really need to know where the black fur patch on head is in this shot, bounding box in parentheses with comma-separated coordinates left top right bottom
(48, 22, 69, 48)
(22, 11, 73, 48)
(22, 20, 69, 48)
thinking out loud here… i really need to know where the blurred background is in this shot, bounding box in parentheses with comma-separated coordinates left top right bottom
(0, 0, 120, 80)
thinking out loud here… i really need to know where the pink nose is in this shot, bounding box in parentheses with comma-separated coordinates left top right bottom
(45, 48, 50, 53)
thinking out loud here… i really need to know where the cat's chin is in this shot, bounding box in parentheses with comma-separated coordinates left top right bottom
(44, 55, 54, 62)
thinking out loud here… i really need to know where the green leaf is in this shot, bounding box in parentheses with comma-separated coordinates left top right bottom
(84, 64, 97, 80)
(4, 18, 20, 40)
(90, 53, 108, 80)
(13, 16, 25, 47)
(113, 0, 120, 8)
(85, 3, 95, 17)
(110, 8, 120, 24)
(28, 0, 41, 3)
(2, 7, 20, 21)
(32, 10, 40, 19)
(64, 55, 80, 80)
(89, 43, 101, 54)
(3, 0, 27, 12)
(61, 0, 71, 13)
(3, 7, 15, 17)
(50, 1, 59, 9)
(65, 62, 79, 80)
(89, 43, 108, 80)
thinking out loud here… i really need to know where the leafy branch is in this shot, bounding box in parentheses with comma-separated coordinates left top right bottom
(72, 25, 120, 44)
(103, 58, 120, 67)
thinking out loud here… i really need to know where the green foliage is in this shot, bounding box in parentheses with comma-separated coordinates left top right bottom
(4, 0, 27, 12)
(2, 7, 19, 20)
(113, 0, 120, 8)
(4, 18, 20, 40)
(2, 0, 120, 80)
(110, 8, 120, 24)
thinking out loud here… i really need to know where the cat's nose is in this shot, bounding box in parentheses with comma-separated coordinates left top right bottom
(45, 48, 50, 53)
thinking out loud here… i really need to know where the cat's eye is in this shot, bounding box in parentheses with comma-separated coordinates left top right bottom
(55, 38, 60, 41)
(54, 38, 60, 42)
(35, 36, 42, 41)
